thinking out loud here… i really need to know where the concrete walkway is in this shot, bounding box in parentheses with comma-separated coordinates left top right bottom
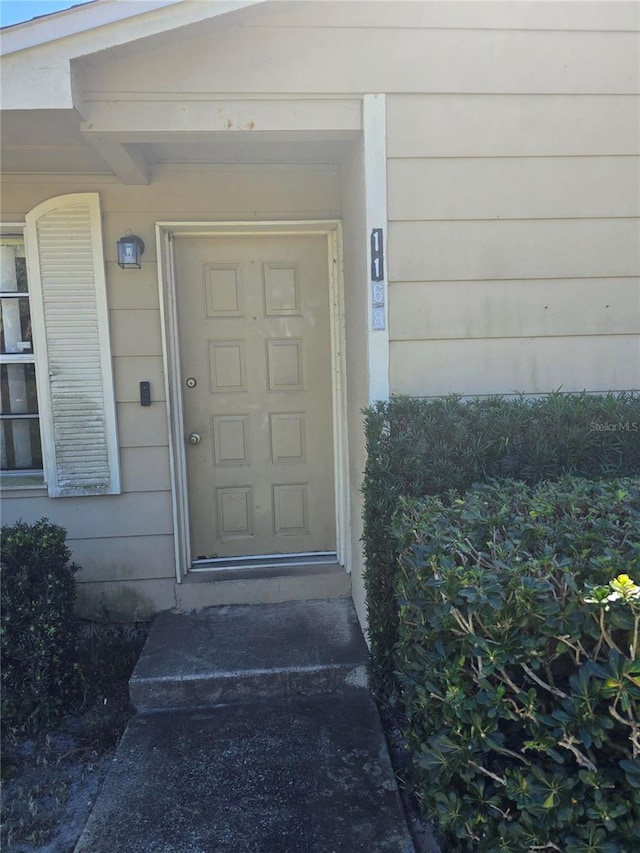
(74, 599, 416, 853)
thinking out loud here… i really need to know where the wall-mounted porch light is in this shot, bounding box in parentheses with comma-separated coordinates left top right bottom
(117, 231, 145, 269)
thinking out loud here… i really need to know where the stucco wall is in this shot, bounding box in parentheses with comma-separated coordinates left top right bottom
(1, 164, 341, 617)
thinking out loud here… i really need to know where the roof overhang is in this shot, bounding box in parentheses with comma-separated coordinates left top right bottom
(1, 0, 266, 111)
(0, 0, 360, 184)
(1, 0, 265, 55)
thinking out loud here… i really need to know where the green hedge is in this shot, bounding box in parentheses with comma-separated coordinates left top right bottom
(1, 519, 80, 731)
(362, 392, 640, 694)
(394, 477, 640, 852)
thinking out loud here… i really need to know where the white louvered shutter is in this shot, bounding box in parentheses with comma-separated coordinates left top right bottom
(25, 194, 121, 497)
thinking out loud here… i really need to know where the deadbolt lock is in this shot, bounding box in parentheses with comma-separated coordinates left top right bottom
(185, 377, 197, 388)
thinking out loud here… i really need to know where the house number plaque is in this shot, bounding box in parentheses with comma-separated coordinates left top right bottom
(370, 228, 385, 330)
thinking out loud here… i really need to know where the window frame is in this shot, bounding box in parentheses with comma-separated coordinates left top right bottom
(0, 223, 46, 489)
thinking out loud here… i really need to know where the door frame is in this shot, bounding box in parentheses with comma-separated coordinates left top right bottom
(155, 220, 349, 582)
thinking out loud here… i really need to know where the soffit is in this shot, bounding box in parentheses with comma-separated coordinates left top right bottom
(147, 137, 355, 165)
(0, 110, 111, 174)
(0, 122, 355, 177)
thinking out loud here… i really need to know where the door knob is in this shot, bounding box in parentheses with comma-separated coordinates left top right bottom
(188, 432, 201, 445)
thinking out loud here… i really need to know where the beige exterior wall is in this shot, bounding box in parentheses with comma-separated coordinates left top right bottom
(387, 92, 640, 397)
(1, 165, 341, 617)
(75, 2, 639, 408)
(356, 8, 639, 400)
(79, 3, 639, 96)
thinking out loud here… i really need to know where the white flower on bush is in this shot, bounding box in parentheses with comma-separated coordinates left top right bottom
(584, 574, 640, 609)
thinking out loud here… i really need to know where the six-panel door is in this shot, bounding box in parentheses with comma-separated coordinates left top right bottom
(174, 235, 336, 559)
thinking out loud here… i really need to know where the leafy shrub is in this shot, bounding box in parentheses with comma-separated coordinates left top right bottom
(1, 519, 80, 731)
(363, 392, 640, 695)
(394, 478, 640, 851)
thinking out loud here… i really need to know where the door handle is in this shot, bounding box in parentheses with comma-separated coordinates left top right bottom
(188, 432, 201, 445)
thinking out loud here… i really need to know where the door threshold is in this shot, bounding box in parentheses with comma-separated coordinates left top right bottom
(177, 561, 350, 606)
(183, 562, 345, 584)
(190, 551, 338, 573)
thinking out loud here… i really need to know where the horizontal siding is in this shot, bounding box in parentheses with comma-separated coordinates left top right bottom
(387, 95, 640, 157)
(109, 309, 162, 357)
(100, 166, 341, 219)
(69, 535, 176, 583)
(117, 401, 169, 448)
(390, 219, 640, 282)
(1, 147, 108, 175)
(113, 356, 166, 403)
(250, 1, 640, 32)
(388, 157, 640, 221)
(389, 279, 640, 341)
(120, 447, 171, 492)
(1, 491, 173, 539)
(2, 165, 341, 228)
(85, 27, 639, 94)
(385, 56, 639, 399)
(390, 336, 640, 398)
(106, 262, 161, 310)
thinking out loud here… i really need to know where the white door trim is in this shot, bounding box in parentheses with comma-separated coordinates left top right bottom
(155, 220, 350, 583)
(364, 94, 390, 404)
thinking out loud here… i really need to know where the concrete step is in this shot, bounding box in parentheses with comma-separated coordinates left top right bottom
(130, 598, 369, 712)
(175, 562, 351, 608)
(74, 693, 415, 853)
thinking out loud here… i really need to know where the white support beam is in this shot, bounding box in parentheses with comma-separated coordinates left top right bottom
(82, 135, 150, 185)
(363, 94, 389, 404)
(80, 98, 362, 140)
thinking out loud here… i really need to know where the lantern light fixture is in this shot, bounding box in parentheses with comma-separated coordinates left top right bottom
(117, 231, 145, 269)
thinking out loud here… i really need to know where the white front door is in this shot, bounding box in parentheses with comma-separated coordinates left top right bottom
(173, 234, 336, 561)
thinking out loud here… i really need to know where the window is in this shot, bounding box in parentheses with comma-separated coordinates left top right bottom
(0, 234, 44, 479)
(1, 193, 121, 496)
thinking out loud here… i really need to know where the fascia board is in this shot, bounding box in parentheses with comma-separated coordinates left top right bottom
(0, 0, 265, 56)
